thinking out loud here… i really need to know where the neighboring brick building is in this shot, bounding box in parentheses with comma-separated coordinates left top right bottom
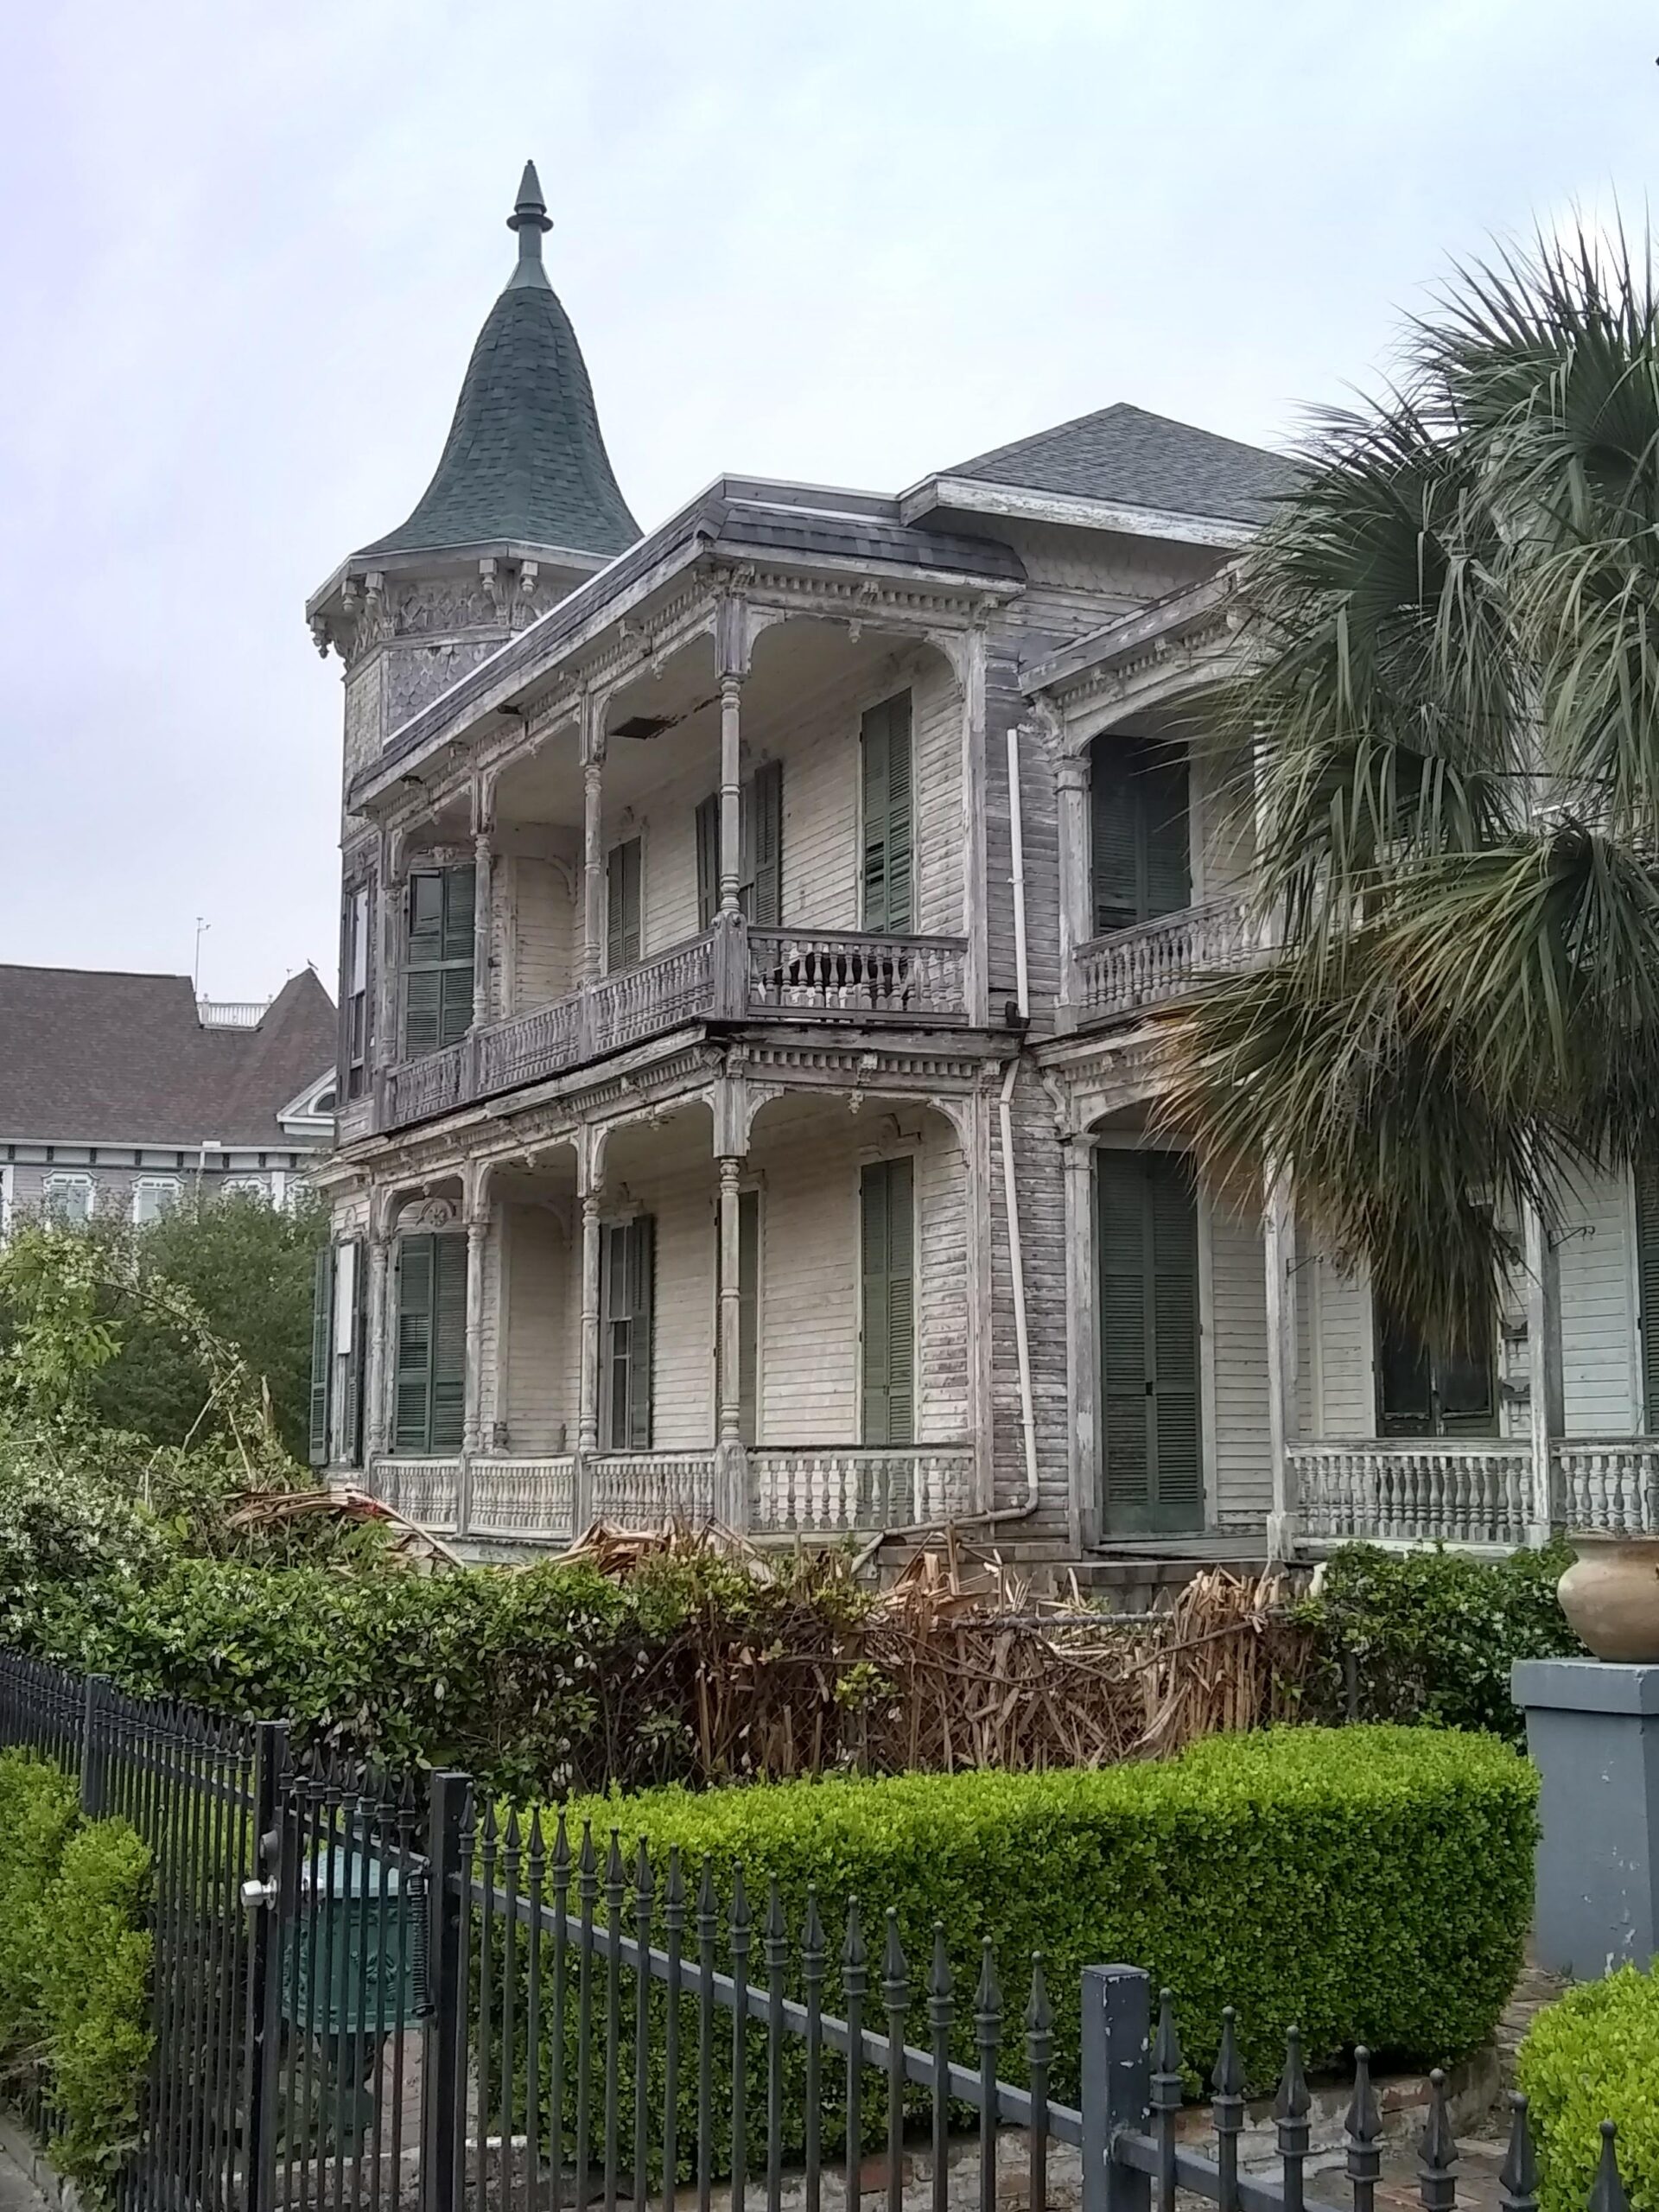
(0, 964, 337, 1231)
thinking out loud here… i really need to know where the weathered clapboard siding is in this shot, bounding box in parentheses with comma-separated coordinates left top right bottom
(912, 652, 965, 938)
(511, 856, 576, 1010)
(1558, 1165, 1639, 1434)
(1192, 741, 1255, 901)
(1205, 1193, 1272, 1524)
(1306, 1249, 1376, 1435)
(503, 1202, 572, 1453)
(988, 1066, 1071, 1529)
(342, 655, 385, 791)
(916, 1117, 971, 1439)
(966, 519, 1217, 647)
(748, 1114, 860, 1446)
(981, 634, 1027, 1017)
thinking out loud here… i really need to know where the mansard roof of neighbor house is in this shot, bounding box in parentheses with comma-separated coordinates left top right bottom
(0, 966, 337, 1147)
(357, 162, 640, 565)
(948, 401, 1302, 526)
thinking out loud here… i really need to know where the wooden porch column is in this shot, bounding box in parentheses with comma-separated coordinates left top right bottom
(712, 1071, 751, 1528)
(363, 1230, 391, 1465)
(1524, 1194, 1564, 1546)
(579, 701, 606, 990)
(1263, 1166, 1300, 1559)
(1056, 748, 1090, 1032)
(715, 595, 748, 917)
(1064, 1134, 1098, 1549)
(470, 826, 493, 1028)
(461, 1212, 488, 1456)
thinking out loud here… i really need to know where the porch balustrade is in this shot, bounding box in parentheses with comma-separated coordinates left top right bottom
(378, 919, 970, 1133)
(370, 1455, 463, 1534)
(590, 1452, 719, 1527)
(1077, 897, 1255, 1020)
(749, 1446, 975, 1533)
(467, 1455, 578, 1541)
(1294, 1439, 1533, 1547)
(1554, 1440, 1659, 1535)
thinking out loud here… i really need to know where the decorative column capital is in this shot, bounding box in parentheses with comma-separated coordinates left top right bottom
(1057, 752, 1091, 795)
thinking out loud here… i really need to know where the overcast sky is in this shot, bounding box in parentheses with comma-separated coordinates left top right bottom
(0, 1, 1652, 1003)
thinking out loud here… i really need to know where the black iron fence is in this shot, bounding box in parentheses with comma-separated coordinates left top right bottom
(0, 1650, 1631, 2212)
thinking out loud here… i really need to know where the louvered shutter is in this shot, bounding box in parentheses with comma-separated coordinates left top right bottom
(1096, 1150, 1203, 1534)
(1147, 1154, 1202, 1529)
(738, 1189, 760, 1446)
(1090, 737, 1190, 935)
(438, 864, 475, 1047)
(1638, 1163, 1659, 1433)
(861, 694, 913, 933)
(393, 1236, 435, 1452)
(861, 1159, 915, 1446)
(696, 796, 720, 931)
(429, 1236, 467, 1453)
(1096, 1151, 1150, 1521)
(308, 1245, 334, 1466)
(601, 1217, 654, 1448)
(607, 840, 642, 971)
(627, 1216, 654, 1450)
(1141, 747, 1191, 918)
(404, 867, 474, 1054)
(749, 761, 784, 928)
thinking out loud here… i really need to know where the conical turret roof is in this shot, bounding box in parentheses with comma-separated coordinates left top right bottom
(359, 163, 639, 562)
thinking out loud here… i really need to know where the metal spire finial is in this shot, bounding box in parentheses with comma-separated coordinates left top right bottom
(506, 160, 552, 287)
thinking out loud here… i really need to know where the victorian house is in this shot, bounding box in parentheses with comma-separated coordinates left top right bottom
(310, 166, 1658, 1563)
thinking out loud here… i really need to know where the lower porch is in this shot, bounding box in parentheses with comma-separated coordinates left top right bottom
(1294, 1437, 1659, 1548)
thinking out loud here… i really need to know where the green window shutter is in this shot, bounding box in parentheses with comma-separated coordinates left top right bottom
(601, 1216, 655, 1449)
(1090, 737, 1190, 935)
(607, 839, 642, 971)
(308, 1244, 334, 1466)
(404, 866, 474, 1055)
(1095, 1150, 1202, 1533)
(861, 1158, 915, 1447)
(429, 1235, 467, 1454)
(748, 762, 784, 928)
(393, 1235, 435, 1452)
(1639, 1164, 1659, 1433)
(696, 795, 720, 931)
(861, 693, 913, 934)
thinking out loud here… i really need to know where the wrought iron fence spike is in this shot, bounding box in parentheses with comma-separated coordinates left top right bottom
(1498, 2093, 1538, 2212)
(730, 1863, 750, 1936)
(974, 1935, 1001, 2024)
(634, 1835, 653, 1903)
(1589, 2123, 1630, 2212)
(480, 1796, 500, 1846)
(1275, 2025, 1311, 2121)
(664, 1843, 684, 1915)
(1212, 2006, 1245, 2104)
(881, 1908, 906, 1990)
(1346, 2047, 1382, 2145)
(802, 1884, 825, 1962)
(504, 1803, 523, 1850)
(765, 1877, 786, 1945)
(527, 1804, 545, 1860)
(842, 1895, 867, 1979)
(1025, 1952, 1052, 2041)
(553, 1807, 570, 1872)
(696, 1857, 717, 1927)
(927, 1922, 951, 2004)
(1417, 2068, 1458, 2212)
(1151, 1986, 1184, 2101)
(606, 1825, 625, 1888)
(579, 1817, 596, 1878)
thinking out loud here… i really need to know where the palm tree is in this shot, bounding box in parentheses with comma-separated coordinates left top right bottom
(1162, 221, 1659, 1351)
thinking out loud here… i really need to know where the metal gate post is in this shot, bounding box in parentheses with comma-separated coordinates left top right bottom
(243, 1720, 290, 2212)
(421, 1772, 470, 2212)
(1081, 1966, 1151, 2212)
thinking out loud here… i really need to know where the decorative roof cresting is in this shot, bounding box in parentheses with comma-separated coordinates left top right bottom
(355, 162, 640, 564)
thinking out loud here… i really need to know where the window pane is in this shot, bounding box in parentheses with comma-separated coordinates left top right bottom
(133, 1179, 181, 1224)
(43, 1177, 92, 1226)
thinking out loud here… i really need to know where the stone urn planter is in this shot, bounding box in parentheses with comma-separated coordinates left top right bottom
(1557, 1534, 1659, 1662)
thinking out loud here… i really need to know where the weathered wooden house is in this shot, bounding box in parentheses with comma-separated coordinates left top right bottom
(311, 167, 1657, 1563)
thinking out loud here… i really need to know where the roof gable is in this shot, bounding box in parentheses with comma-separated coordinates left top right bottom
(944, 402, 1301, 526)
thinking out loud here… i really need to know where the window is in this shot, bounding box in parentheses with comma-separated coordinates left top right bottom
(132, 1177, 181, 1225)
(861, 694, 913, 933)
(391, 1234, 467, 1455)
(696, 761, 784, 930)
(601, 1216, 655, 1449)
(41, 1173, 93, 1227)
(1375, 1298, 1497, 1438)
(403, 866, 475, 1057)
(606, 838, 643, 972)
(344, 884, 371, 1099)
(1090, 733, 1190, 937)
(1095, 1149, 1203, 1535)
(220, 1176, 270, 1204)
(860, 1158, 914, 1446)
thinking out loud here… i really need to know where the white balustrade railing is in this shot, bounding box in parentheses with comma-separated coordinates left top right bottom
(467, 1457, 578, 1541)
(1554, 1441, 1659, 1535)
(475, 997, 582, 1095)
(383, 1040, 470, 1128)
(1077, 899, 1255, 1019)
(1294, 1440, 1531, 1547)
(368, 1457, 461, 1535)
(747, 931, 969, 1022)
(590, 1452, 719, 1528)
(748, 1448, 976, 1533)
(588, 936, 717, 1057)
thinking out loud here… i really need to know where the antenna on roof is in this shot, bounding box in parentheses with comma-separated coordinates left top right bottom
(193, 917, 210, 995)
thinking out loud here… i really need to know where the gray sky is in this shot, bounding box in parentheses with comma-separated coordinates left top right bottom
(0, 0, 1652, 1004)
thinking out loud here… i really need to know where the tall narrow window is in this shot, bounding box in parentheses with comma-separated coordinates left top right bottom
(606, 838, 643, 972)
(696, 763, 785, 931)
(860, 1158, 915, 1446)
(861, 694, 913, 933)
(132, 1177, 181, 1225)
(1090, 734, 1190, 937)
(332, 1238, 366, 1467)
(1095, 1149, 1203, 1535)
(308, 1244, 333, 1466)
(1375, 1299, 1497, 1438)
(601, 1216, 655, 1449)
(41, 1173, 93, 1227)
(345, 884, 371, 1098)
(392, 1233, 467, 1455)
(404, 866, 474, 1057)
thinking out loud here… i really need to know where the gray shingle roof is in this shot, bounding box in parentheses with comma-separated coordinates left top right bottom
(0, 967, 337, 1147)
(358, 167, 639, 563)
(947, 401, 1301, 525)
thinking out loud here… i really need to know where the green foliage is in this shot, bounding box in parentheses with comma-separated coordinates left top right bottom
(545, 1725, 1535, 2176)
(0, 1752, 153, 2202)
(0, 1228, 122, 1436)
(1518, 1965, 1659, 2212)
(0, 1447, 172, 1674)
(1299, 1541, 1583, 1741)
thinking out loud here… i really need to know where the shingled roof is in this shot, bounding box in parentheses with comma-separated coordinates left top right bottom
(947, 401, 1301, 525)
(358, 163, 639, 563)
(0, 966, 336, 1147)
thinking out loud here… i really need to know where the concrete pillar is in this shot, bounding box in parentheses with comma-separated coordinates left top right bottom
(1524, 1195, 1564, 1546)
(1264, 1167, 1300, 1559)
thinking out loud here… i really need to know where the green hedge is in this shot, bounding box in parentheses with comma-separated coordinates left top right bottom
(531, 1724, 1535, 2177)
(1519, 1967, 1659, 2212)
(0, 1752, 154, 2201)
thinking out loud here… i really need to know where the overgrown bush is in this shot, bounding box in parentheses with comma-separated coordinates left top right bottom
(539, 1724, 1536, 2177)
(0, 1752, 153, 2201)
(1518, 1965, 1659, 2212)
(1297, 1541, 1583, 1740)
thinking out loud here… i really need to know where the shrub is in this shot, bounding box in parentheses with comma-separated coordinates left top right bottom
(1298, 1541, 1583, 1740)
(1518, 1966, 1659, 2212)
(544, 1724, 1536, 2175)
(0, 1751, 153, 2202)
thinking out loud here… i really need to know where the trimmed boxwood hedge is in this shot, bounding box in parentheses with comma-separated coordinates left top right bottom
(1518, 1966, 1659, 2212)
(527, 1725, 1535, 2177)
